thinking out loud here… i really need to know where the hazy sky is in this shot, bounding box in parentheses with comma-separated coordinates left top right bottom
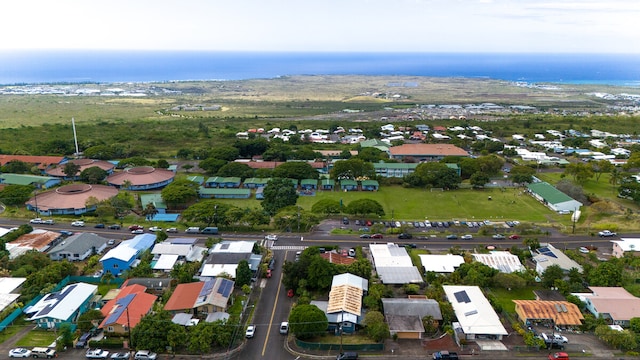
(3, 0, 639, 53)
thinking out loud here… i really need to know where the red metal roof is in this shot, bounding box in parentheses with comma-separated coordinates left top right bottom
(164, 282, 204, 311)
(99, 284, 157, 328)
(0, 155, 65, 169)
(389, 143, 468, 157)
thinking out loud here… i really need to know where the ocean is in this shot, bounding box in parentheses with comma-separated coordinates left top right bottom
(0, 51, 638, 86)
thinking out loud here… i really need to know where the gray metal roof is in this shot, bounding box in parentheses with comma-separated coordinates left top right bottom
(48, 233, 110, 255)
(381, 298, 442, 320)
(376, 266, 424, 284)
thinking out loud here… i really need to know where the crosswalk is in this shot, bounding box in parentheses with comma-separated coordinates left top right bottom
(270, 245, 308, 251)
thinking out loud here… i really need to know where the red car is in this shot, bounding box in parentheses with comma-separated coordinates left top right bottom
(509, 234, 521, 240)
(128, 225, 143, 231)
(287, 289, 294, 298)
(371, 233, 384, 239)
(266, 269, 272, 278)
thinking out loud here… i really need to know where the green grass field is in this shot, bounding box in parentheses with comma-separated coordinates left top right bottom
(15, 328, 58, 347)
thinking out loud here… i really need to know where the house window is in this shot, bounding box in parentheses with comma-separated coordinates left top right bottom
(108, 326, 114, 332)
(113, 264, 119, 268)
(74, 254, 79, 257)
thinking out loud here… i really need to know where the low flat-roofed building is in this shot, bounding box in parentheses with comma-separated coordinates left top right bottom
(513, 300, 584, 327)
(370, 243, 423, 284)
(611, 238, 640, 258)
(419, 254, 465, 273)
(443, 285, 508, 341)
(472, 251, 525, 273)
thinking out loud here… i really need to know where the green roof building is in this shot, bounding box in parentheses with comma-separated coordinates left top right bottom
(527, 182, 582, 213)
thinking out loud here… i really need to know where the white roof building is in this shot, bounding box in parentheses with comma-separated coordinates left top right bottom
(210, 240, 255, 254)
(443, 285, 508, 340)
(0, 277, 26, 313)
(611, 238, 640, 258)
(532, 243, 583, 274)
(472, 251, 525, 273)
(370, 243, 423, 284)
(26, 282, 98, 328)
(419, 254, 465, 273)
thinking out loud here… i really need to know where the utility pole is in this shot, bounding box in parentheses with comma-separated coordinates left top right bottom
(126, 307, 133, 359)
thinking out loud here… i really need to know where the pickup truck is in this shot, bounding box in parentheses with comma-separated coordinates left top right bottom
(432, 350, 459, 360)
(86, 349, 109, 359)
(598, 230, 617, 237)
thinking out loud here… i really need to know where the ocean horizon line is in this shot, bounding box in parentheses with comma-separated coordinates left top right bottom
(0, 51, 638, 87)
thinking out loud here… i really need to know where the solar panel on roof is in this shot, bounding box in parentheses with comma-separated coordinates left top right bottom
(104, 294, 135, 325)
(199, 280, 215, 297)
(37, 284, 78, 316)
(561, 304, 568, 312)
(217, 279, 233, 297)
(454, 290, 470, 303)
(538, 247, 557, 258)
(555, 304, 562, 312)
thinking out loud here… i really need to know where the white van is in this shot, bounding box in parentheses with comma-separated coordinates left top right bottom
(185, 227, 200, 234)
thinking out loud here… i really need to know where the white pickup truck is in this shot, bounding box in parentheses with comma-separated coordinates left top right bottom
(598, 230, 617, 237)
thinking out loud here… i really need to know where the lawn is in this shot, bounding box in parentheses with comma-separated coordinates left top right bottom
(296, 186, 554, 223)
(15, 328, 59, 347)
(485, 286, 538, 314)
(310, 333, 375, 344)
(98, 283, 120, 296)
(0, 319, 30, 343)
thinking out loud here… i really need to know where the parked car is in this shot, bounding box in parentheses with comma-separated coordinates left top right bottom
(287, 289, 294, 297)
(107, 239, 115, 246)
(86, 349, 109, 359)
(461, 234, 473, 240)
(266, 269, 272, 278)
(134, 351, 157, 360)
(31, 348, 56, 359)
(110, 352, 131, 360)
(336, 352, 359, 360)
(107, 224, 121, 230)
(492, 234, 505, 240)
(76, 332, 92, 348)
(348, 248, 356, 257)
(94, 224, 105, 229)
(59, 230, 74, 236)
(342, 217, 349, 225)
(71, 220, 85, 227)
(579, 246, 590, 253)
(245, 325, 256, 338)
(9, 348, 32, 358)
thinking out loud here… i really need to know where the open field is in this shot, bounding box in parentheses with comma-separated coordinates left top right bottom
(15, 328, 58, 347)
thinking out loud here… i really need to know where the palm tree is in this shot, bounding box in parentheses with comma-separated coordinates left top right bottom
(143, 203, 158, 221)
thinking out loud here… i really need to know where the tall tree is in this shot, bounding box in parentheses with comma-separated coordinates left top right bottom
(345, 199, 385, 216)
(288, 304, 328, 340)
(63, 162, 81, 178)
(261, 178, 298, 216)
(272, 162, 318, 180)
(160, 179, 199, 209)
(235, 260, 252, 287)
(330, 158, 375, 180)
(80, 166, 108, 184)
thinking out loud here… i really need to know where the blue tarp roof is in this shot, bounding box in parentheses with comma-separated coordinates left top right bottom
(151, 213, 180, 222)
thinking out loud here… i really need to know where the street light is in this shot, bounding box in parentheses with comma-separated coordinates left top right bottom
(214, 204, 218, 228)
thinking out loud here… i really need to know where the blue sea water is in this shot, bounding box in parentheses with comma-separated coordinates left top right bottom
(0, 51, 638, 86)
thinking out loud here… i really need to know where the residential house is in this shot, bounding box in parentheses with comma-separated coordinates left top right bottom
(6, 230, 62, 259)
(513, 300, 583, 328)
(48, 233, 110, 261)
(25, 283, 98, 329)
(242, 178, 270, 188)
(611, 238, 640, 258)
(442, 285, 508, 342)
(382, 297, 443, 339)
(320, 179, 335, 191)
(311, 273, 368, 334)
(300, 179, 318, 190)
(472, 251, 525, 273)
(419, 254, 465, 274)
(100, 234, 156, 276)
(164, 278, 235, 315)
(575, 287, 640, 327)
(0, 277, 26, 313)
(532, 244, 583, 275)
(200, 241, 260, 278)
(151, 241, 207, 272)
(99, 284, 157, 334)
(369, 243, 423, 284)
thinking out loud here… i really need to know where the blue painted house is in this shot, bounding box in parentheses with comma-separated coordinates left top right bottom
(205, 177, 241, 188)
(25, 282, 98, 329)
(100, 234, 156, 276)
(360, 180, 379, 191)
(320, 179, 335, 191)
(340, 179, 358, 191)
(300, 179, 318, 190)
